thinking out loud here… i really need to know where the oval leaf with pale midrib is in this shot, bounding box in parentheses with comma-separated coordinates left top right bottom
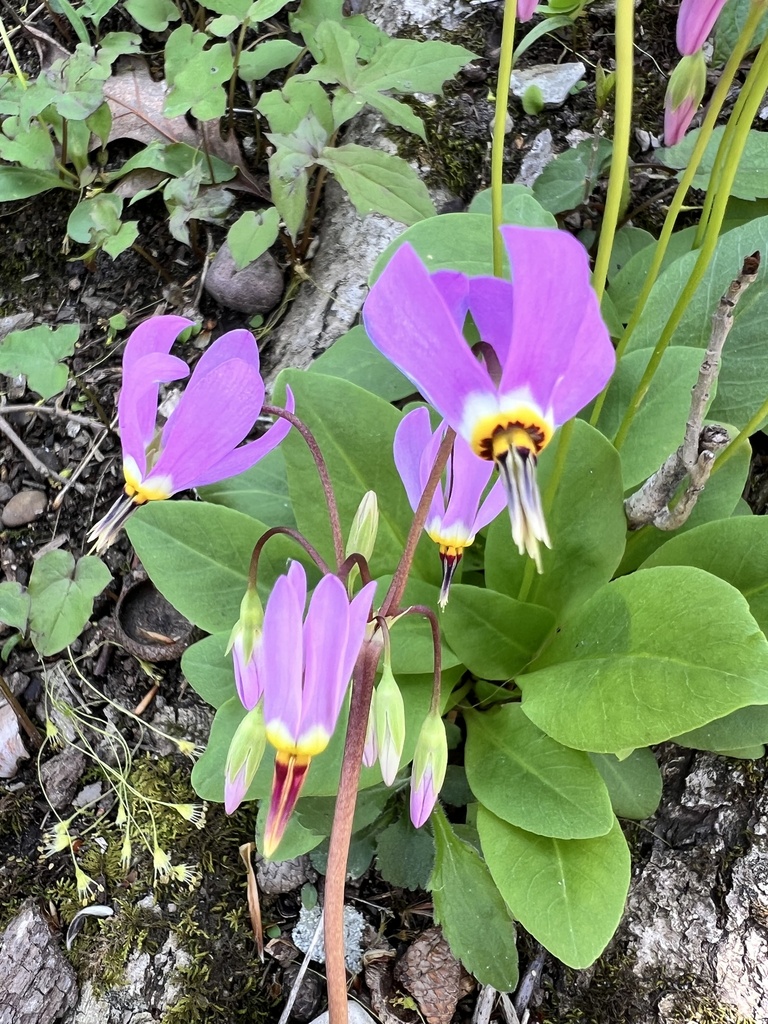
(520, 566, 768, 753)
(465, 704, 613, 839)
(477, 807, 630, 969)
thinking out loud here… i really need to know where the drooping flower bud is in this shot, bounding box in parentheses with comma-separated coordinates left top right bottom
(345, 490, 379, 592)
(409, 710, 448, 828)
(224, 703, 267, 815)
(676, 0, 728, 56)
(664, 50, 707, 146)
(228, 584, 264, 710)
(374, 662, 406, 787)
(362, 693, 378, 768)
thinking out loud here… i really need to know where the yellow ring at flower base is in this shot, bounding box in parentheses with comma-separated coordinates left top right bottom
(470, 407, 553, 462)
(123, 456, 174, 504)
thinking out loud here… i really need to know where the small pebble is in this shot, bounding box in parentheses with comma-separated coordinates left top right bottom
(2, 490, 47, 527)
(204, 242, 285, 315)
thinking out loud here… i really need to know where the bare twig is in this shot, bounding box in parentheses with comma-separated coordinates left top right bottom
(624, 252, 760, 530)
(0, 403, 106, 432)
(0, 414, 86, 492)
(52, 418, 115, 510)
(276, 910, 324, 1024)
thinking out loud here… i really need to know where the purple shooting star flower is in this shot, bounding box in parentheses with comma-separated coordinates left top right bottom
(88, 315, 293, 551)
(363, 225, 615, 573)
(394, 407, 506, 606)
(260, 562, 376, 857)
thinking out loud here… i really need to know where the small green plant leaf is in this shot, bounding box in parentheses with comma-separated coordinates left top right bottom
(226, 208, 281, 270)
(532, 137, 612, 214)
(0, 167, 74, 201)
(478, 808, 630, 968)
(441, 587, 555, 680)
(164, 27, 234, 119)
(268, 147, 311, 240)
(318, 143, 434, 224)
(520, 566, 768, 753)
(237, 39, 304, 81)
(522, 84, 544, 115)
(464, 705, 614, 839)
(124, 0, 181, 31)
(587, 749, 662, 820)
(0, 119, 57, 170)
(467, 183, 557, 227)
(0, 324, 79, 399)
(0, 582, 31, 633)
(27, 552, 111, 656)
(431, 807, 519, 991)
(376, 813, 435, 890)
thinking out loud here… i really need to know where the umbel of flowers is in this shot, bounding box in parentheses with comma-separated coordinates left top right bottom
(93, 224, 613, 855)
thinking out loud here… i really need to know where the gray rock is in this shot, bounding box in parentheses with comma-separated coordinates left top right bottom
(2, 490, 47, 527)
(39, 747, 86, 810)
(514, 128, 555, 187)
(204, 242, 284, 315)
(510, 62, 587, 109)
(0, 899, 79, 1024)
(0, 483, 13, 504)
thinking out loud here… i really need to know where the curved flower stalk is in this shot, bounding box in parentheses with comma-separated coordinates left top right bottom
(259, 562, 377, 856)
(88, 315, 293, 551)
(364, 225, 615, 572)
(394, 407, 505, 606)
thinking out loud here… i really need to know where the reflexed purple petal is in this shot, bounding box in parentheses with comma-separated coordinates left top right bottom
(262, 571, 305, 747)
(394, 408, 444, 526)
(120, 316, 192, 467)
(364, 244, 495, 433)
(467, 275, 515, 368)
(474, 476, 507, 532)
(496, 226, 614, 423)
(119, 352, 189, 474)
(187, 386, 295, 489)
(300, 574, 355, 743)
(439, 437, 498, 542)
(430, 269, 470, 326)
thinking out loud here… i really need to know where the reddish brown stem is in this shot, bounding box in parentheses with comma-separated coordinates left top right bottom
(324, 640, 382, 1023)
(247, 526, 330, 590)
(263, 404, 345, 570)
(381, 428, 455, 617)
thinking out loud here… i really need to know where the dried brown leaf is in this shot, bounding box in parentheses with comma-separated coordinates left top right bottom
(240, 841, 264, 961)
(394, 927, 461, 1024)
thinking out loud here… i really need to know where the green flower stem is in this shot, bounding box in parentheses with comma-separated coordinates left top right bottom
(712, 397, 768, 474)
(612, 33, 768, 452)
(491, 0, 518, 277)
(591, 0, 634, 303)
(694, 1, 767, 249)
(0, 16, 26, 87)
(589, 4, 762, 428)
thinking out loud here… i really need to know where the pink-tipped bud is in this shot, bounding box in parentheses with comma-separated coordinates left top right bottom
(517, 0, 538, 21)
(363, 694, 378, 768)
(409, 711, 448, 828)
(664, 51, 707, 146)
(374, 664, 406, 787)
(676, 0, 729, 56)
(228, 584, 265, 710)
(224, 703, 266, 815)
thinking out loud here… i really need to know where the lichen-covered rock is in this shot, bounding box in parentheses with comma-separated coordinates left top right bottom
(0, 899, 78, 1024)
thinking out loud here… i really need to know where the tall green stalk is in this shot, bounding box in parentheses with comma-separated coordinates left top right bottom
(591, 0, 634, 303)
(491, 0, 518, 277)
(612, 32, 768, 451)
(589, 4, 763, 427)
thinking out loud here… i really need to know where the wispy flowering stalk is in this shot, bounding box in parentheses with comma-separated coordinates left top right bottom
(88, 316, 293, 551)
(394, 408, 505, 606)
(364, 226, 615, 572)
(260, 562, 376, 857)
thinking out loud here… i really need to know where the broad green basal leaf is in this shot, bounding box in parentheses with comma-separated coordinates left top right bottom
(441, 587, 555, 680)
(485, 419, 626, 617)
(181, 633, 235, 708)
(478, 808, 630, 969)
(308, 325, 414, 401)
(465, 704, 613, 839)
(593, 346, 704, 488)
(431, 807, 519, 992)
(588, 748, 662, 820)
(468, 183, 556, 227)
(674, 705, 768, 753)
(520, 566, 768, 752)
(640, 517, 768, 632)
